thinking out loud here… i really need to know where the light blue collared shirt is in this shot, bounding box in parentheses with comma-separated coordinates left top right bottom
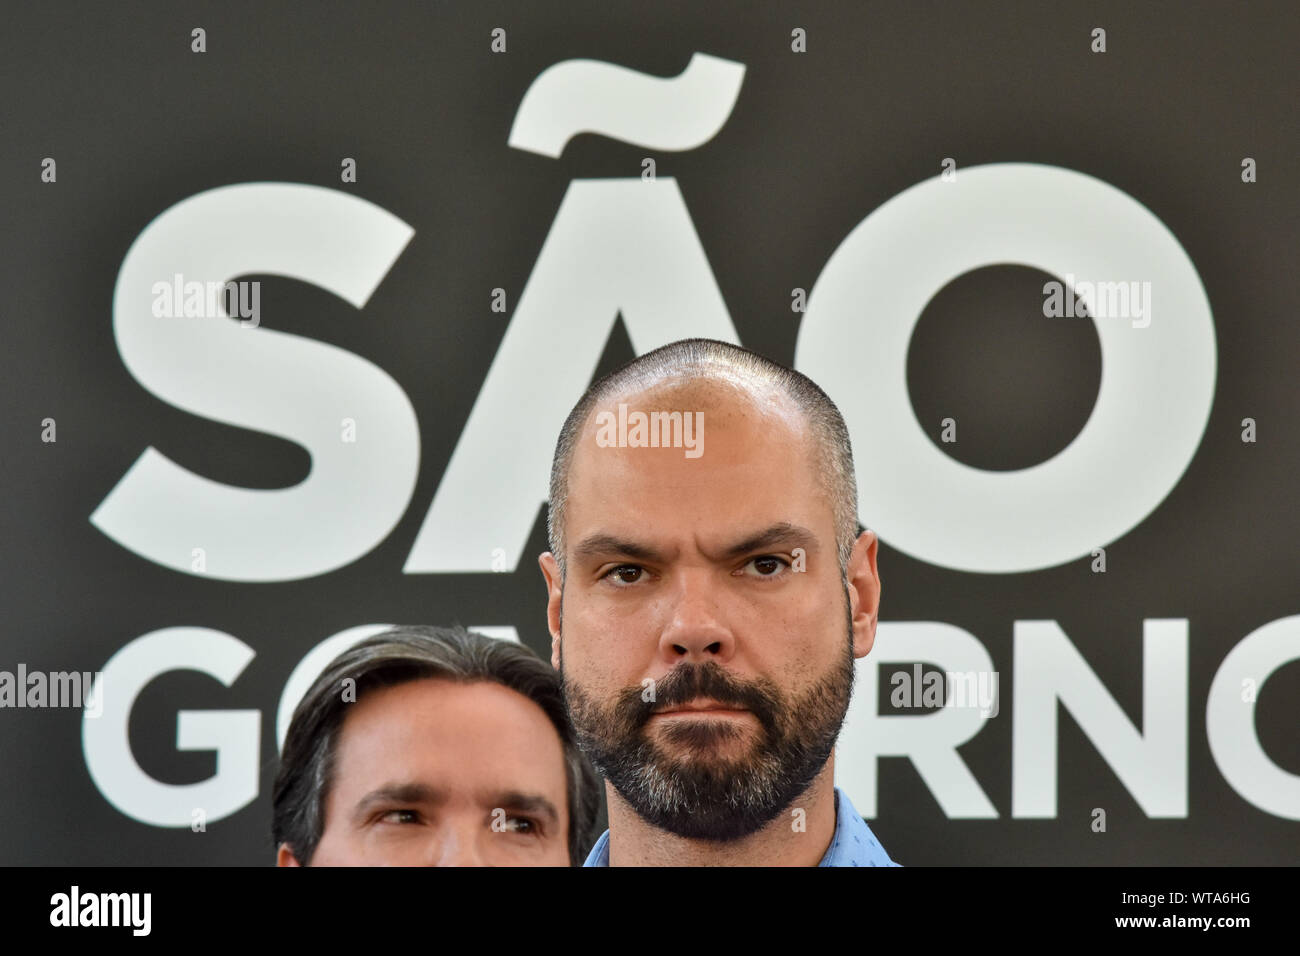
(583, 787, 901, 866)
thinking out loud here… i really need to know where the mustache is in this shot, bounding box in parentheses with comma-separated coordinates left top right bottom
(616, 662, 780, 734)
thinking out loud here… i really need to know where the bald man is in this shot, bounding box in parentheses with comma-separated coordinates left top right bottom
(539, 338, 901, 866)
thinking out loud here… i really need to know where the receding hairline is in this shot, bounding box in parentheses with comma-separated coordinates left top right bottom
(547, 339, 859, 575)
(567, 378, 833, 534)
(573, 373, 813, 444)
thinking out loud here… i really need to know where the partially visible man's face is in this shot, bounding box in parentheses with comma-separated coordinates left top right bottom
(541, 382, 879, 842)
(282, 678, 571, 866)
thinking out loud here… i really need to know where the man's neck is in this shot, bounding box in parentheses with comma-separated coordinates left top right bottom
(605, 764, 838, 866)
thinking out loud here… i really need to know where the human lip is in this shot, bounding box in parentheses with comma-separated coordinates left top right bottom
(652, 698, 750, 717)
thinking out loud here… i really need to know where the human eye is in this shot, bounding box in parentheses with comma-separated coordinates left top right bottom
(502, 815, 542, 836)
(602, 564, 647, 586)
(377, 808, 421, 825)
(738, 554, 791, 579)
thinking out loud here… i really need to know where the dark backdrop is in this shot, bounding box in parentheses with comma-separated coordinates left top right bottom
(1, 0, 1296, 864)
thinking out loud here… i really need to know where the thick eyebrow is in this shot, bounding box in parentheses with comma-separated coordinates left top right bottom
(490, 791, 560, 827)
(719, 522, 821, 560)
(571, 533, 667, 564)
(571, 523, 820, 566)
(353, 782, 443, 821)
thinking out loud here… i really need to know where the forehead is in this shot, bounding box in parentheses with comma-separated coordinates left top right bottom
(566, 380, 831, 542)
(330, 678, 568, 801)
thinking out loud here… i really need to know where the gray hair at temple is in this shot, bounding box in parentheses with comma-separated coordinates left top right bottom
(546, 338, 860, 580)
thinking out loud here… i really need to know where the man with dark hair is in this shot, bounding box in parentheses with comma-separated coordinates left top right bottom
(273, 625, 599, 866)
(540, 338, 901, 866)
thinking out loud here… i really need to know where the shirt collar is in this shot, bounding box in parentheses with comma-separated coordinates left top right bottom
(818, 788, 899, 867)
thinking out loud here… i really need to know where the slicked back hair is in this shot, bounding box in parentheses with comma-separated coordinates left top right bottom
(547, 338, 860, 579)
(272, 625, 600, 866)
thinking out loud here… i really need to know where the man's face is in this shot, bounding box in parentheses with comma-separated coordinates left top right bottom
(540, 384, 880, 841)
(290, 678, 571, 866)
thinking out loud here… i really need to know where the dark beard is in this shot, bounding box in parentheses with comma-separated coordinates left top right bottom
(562, 614, 856, 843)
